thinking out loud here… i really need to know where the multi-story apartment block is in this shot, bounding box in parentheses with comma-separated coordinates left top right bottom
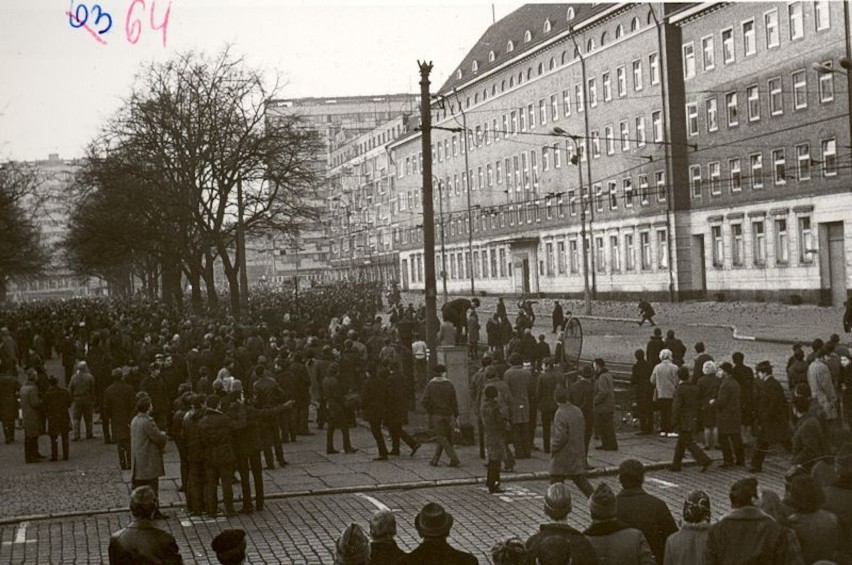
(675, 1, 851, 305)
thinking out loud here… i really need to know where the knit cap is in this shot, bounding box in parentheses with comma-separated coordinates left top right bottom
(702, 360, 717, 375)
(335, 524, 370, 565)
(589, 482, 617, 520)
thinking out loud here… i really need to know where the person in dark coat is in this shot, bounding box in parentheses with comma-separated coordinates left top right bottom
(0, 372, 20, 444)
(525, 483, 597, 565)
(369, 509, 407, 565)
(361, 365, 390, 461)
(182, 394, 206, 516)
(669, 366, 712, 472)
(198, 395, 236, 517)
(584, 483, 655, 565)
(552, 302, 564, 334)
(823, 442, 852, 564)
(536, 357, 564, 453)
(43, 376, 71, 461)
(638, 300, 656, 327)
(470, 356, 491, 459)
(403, 502, 478, 564)
(787, 474, 839, 564)
(322, 363, 355, 455)
(569, 366, 594, 455)
(790, 396, 827, 472)
(385, 365, 420, 457)
(139, 364, 169, 431)
(691, 342, 713, 383)
(615, 459, 678, 565)
(663, 330, 686, 366)
(422, 364, 460, 468)
(440, 297, 480, 345)
(749, 361, 792, 473)
(108, 486, 183, 564)
(713, 362, 745, 467)
(103, 370, 137, 470)
(631, 349, 654, 435)
(593, 358, 617, 451)
(253, 365, 288, 467)
(482, 366, 515, 472)
(225, 382, 264, 514)
(20, 370, 44, 463)
(550, 385, 593, 497)
(504, 353, 532, 459)
(646, 328, 664, 366)
(481, 385, 507, 494)
(732, 352, 756, 443)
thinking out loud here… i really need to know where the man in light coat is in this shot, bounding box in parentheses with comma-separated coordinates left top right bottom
(593, 358, 617, 451)
(68, 361, 96, 441)
(20, 370, 44, 463)
(808, 347, 838, 426)
(549, 385, 593, 497)
(130, 395, 168, 519)
(650, 349, 678, 437)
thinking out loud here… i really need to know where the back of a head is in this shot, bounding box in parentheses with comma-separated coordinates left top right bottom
(618, 459, 645, 488)
(589, 482, 617, 521)
(211, 529, 247, 565)
(491, 537, 528, 565)
(677, 366, 690, 381)
(335, 523, 370, 565)
(129, 486, 158, 520)
(682, 490, 711, 524)
(369, 509, 396, 540)
(544, 483, 572, 520)
(537, 536, 572, 565)
(789, 475, 825, 514)
(695, 341, 705, 353)
(729, 477, 758, 508)
(553, 384, 568, 405)
(732, 351, 744, 364)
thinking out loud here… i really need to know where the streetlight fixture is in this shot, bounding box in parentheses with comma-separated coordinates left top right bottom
(552, 126, 592, 315)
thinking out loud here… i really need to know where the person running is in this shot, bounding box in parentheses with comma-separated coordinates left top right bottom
(638, 300, 656, 327)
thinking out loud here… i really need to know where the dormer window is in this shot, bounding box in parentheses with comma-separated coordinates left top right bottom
(601, 31, 608, 45)
(488, 50, 496, 62)
(586, 38, 595, 52)
(543, 19, 552, 33)
(615, 24, 623, 39)
(524, 30, 532, 43)
(567, 7, 575, 20)
(472, 60, 479, 73)
(631, 17, 640, 32)
(456, 69, 463, 80)
(507, 40, 514, 52)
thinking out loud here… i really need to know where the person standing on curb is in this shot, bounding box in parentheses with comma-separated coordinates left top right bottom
(422, 364, 461, 468)
(593, 358, 617, 451)
(20, 370, 44, 463)
(631, 350, 654, 436)
(651, 350, 678, 437)
(713, 362, 745, 468)
(550, 385, 593, 497)
(103, 369, 136, 470)
(482, 365, 515, 473)
(130, 395, 167, 519)
(669, 366, 712, 473)
(505, 354, 532, 459)
(69, 361, 95, 441)
(481, 385, 507, 494)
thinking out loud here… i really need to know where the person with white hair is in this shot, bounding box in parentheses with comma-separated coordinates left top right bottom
(69, 360, 96, 441)
(650, 349, 679, 437)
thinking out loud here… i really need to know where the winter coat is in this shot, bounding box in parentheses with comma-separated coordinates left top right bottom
(651, 360, 678, 400)
(130, 412, 167, 481)
(791, 413, 827, 469)
(525, 522, 597, 565)
(481, 377, 511, 420)
(697, 374, 720, 428)
(467, 316, 480, 344)
(369, 540, 407, 565)
(808, 360, 838, 420)
(20, 382, 42, 437)
(632, 360, 654, 413)
(401, 538, 478, 565)
(753, 376, 791, 444)
(182, 409, 205, 463)
(549, 403, 587, 476)
(481, 397, 506, 462)
(43, 386, 71, 435)
(787, 509, 838, 565)
(672, 381, 701, 432)
(593, 370, 615, 414)
(486, 319, 502, 348)
(584, 519, 656, 565)
(198, 409, 235, 467)
(470, 367, 488, 420)
(692, 353, 713, 383)
(616, 487, 679, 565)
(705, 506, 804, 565)
(787, 360, 809, 391)
(536, 367, 565, 414)
(108, 519, 183, 565)
(504, 366, 531, 424)
(360, 375, 388, 423)
(732, 363, 755, 422)
(646, 336, 664, 365)
(823, 477, 852, 564)
(384, 370, 409, 427)
(422, 378, 458, 418)
(569, 379, 594, 432)
(102, 381, 136, 441)
(0, 374, 20, 422)
(714, 376, 742, 434)
(664, 337, 686, 365)
(664, 522, 710, 565)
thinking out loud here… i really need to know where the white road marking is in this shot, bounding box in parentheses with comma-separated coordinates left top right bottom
(180, 517, 227, 527)
(2, 522, 34, 546)
(647, 477, 679, 489)
(355, 493, 391, 512)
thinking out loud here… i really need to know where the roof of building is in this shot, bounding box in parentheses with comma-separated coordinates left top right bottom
(438, 3, 614, 94)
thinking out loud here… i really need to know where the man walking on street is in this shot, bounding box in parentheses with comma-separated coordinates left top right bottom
(593, 358, 617, 451)
(43, 376, 71, 461)
(361, 364, 390, 461)
(749, 361, 792, 473)
(669, 366, 712, 472)
(102, 369, 135, 470)
(505, 353, 532, 459)
(550, 385, 594, 497)
(422, 364, 461, 468)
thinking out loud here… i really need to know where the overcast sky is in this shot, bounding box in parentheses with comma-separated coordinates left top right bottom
(0, 1, 526, 161)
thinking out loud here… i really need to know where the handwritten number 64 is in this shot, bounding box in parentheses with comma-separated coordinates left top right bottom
(126, 0, 171, 47)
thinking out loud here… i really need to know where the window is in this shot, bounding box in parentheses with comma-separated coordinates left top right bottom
(702, 36, 715, 70)
(639, 175, 649, 205)
(625, 233, 636, 270)
(712, 225, 724, 267)
(747, 85, 760, 121)
(624, 177, 634, 207)
(604, 125, 614, 155)
(655, 171, 666, 202)
(709, 161, 721, 195)
(750, 153, 764, 189)
(649, 53, 660, 85)
(595, 237, 606, 273)
(796, 144, 810, 181)
(511, 110, 517, 134)
(542, 147, 550, 171)
(686, 103, 698, 136)
(792, 70, 807, 109)
(539, 99, 547, 125)
(575, 84, 584, 112)
(690, 165, 702, 198)
(499, 248, 506, 277)
(775, 218, 789, 264)
(594, 184, 603, 213)
(507, 40, 514, 53)
(753, 221, 766, 265)
(652, 111, 663, 142)
(722, 28, 735, 63)
(588, 78, 598, 107)
(772, 149, 786, 185)
(640, 232, 652, 270)
(557, 241, 566, 274)
(477, 167, 483, 190)
(632, 60, 643, 90)
(553, 143, 562, 168)
(524, 30, 532, 43)
(768, 78, 782, 115)
(528, 103, 536, 130)
(631, 16, 640, 32)
(743, 20, 756, 56)
(602, 73, 612, 101)
(487, 163, 493, 186)
(615, 24, 623, 39)
(566, 7, 575, 21)
(819, 61, 834, 103)
(822, 138, 837, 176)
(496, 160, 502, 184)
(635, 116, 646, 146)
(620, 121, 630, 151)
(617, 66, 627, 97)
(732, 224, 744, 266)
(683, 43, 696, 79)
(562, 89, 571, 116)
(608, 181, 618, 209)
(657, 229, 668, 269)
(546, 242, 554, 276)
(610, 236, 621, 272)
(569, 239, 579, 274)
(789, 2, 803, 40)
(544, 18, 552, 33)
(765, 9, 779, 48)
(483, 250, 490, 278)
(706, 97, 718, 131)
(567, 189, 576, 216)
(726, 92, 738, 126)
(550, 94, 558, 121)
(815, 0, 830, 31)
(730, 158, 742, 192)
(798, 216, 815, 263)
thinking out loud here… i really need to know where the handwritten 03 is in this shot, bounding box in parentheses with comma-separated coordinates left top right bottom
(67, 0, 172, 47)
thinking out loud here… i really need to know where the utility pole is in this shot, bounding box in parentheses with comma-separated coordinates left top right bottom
(418, 61, 439, 370)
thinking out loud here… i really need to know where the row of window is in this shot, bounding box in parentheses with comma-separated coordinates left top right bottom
(543, 229, 669, 277)
(689, 139, 837, 198)
(685, 68, 835, 136)
(708, 214, 814, 269)
(682, 2, 832, 79)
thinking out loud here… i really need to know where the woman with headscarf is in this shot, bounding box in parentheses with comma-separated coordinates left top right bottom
(663, 490, 710, 565)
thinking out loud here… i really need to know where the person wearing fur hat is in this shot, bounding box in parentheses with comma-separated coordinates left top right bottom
(335, 523, 370, 565)
(211, 528, 246, 565)
(525, 483, 597, 565)
(663, 490, 711, 565)
(404, 502, 477, 564)
(583, 482, 655, 565)
(368, 509, 407, 564)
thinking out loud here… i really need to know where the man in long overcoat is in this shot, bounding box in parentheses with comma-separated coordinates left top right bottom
(21, 370, 43, 463)
(130, 395, 168, 513)
(43, 376, 71, 461)
(0, 371, 20, 444)
(714, 363, 744, 467)
(360, 364, 389, 460)
(198, 395, 236, 517)
(103, 370, 136, 470)
(504, 353, 532, 459)
(550, 385, 593, 497)
(749, 361, 792, 473)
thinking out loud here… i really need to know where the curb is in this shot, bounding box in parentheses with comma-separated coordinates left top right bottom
(688, 322, 803, 346)
(0, 458, 693, 527)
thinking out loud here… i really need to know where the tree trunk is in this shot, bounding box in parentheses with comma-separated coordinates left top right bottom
(0, 276, 7, 305)
(203, 250, 218, 309)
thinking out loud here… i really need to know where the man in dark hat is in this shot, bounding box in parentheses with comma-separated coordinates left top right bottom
(404, 502, 477, 564)
(211, 528, 246, 565)
(43, 376, 71, 461)
(421, 364, 461, 468)
(103, 369, 137, 470)
(108, 486, 183, 564)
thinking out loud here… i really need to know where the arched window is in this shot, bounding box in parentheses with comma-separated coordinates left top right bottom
(509, 76, 514, 87)
(507, 40, 514, 52)
(491, 84, 497, 96)
(631, 17, 640, 32)
(561, 50, 568, 64)
(601, 31, 608, 45)
(501, 79, 506, 91)
(543, 19, 552, 33)
(488, 50, 496, 62)
(472, 60, 478, 73)
(647, 11, 655, 26)
(538, 62, 543, 75)
(456, 69, 463, 79)
(474, 93, 479, 103)
(549, 57, 556, 70)
(524, 30, 532, 43)
(526, 68, 532, 80)
(567, 7, 575, 20)
(482, 88, 488, 100)
(586, 38, 595, 52)
(518, 71, 523, 84)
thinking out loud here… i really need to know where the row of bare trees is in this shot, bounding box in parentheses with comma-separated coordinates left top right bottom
(64, 47, 323, 318)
